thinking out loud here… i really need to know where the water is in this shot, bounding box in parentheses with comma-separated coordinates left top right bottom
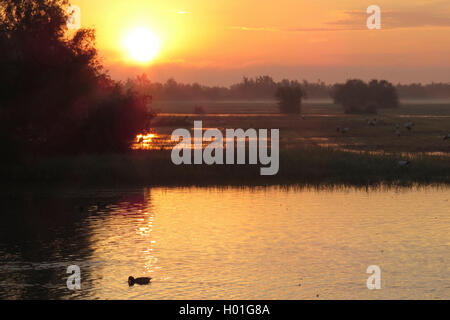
(0, 186, 449, 300)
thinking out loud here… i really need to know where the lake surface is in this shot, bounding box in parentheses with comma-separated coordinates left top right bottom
(0, 186, 449, 300)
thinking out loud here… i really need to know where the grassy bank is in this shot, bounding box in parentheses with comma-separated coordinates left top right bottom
(3, 147, 449, 188)
(4, 101, 449, 188)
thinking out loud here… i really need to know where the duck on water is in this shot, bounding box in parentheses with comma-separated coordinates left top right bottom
(128, 276, 152, 286)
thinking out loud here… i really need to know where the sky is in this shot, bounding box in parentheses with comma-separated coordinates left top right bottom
(73, 0, 450, 85)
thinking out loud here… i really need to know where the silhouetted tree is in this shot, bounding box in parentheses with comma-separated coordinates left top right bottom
(0, 0, 153, 155)
(74, 87, 154, 153)
(333, 79, 370, 113)
(0, 0, 99, 150)
(333, 79, 399, 114)
(275, 82, 304, 114)
(368, 80, 399, 108)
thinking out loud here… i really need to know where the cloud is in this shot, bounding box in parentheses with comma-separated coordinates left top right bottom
(229, 2, 450, 33)
(227, 26, 280, 32)
(327, 3, 450, 30)
(228, 25, 362, 33)
(286, 26, 360, 32)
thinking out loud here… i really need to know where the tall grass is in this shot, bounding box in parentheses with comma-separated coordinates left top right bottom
(3, 146, 449, 188)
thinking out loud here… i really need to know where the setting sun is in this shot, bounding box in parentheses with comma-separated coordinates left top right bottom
(123, 28, 160, 63)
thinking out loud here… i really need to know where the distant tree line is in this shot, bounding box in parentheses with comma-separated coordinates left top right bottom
(125, 75, 331, 101)
(396, 83, 450, 100)
(126, 75, 450, 101)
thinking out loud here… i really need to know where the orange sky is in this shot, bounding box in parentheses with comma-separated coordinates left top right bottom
(74, 0, 450, 85)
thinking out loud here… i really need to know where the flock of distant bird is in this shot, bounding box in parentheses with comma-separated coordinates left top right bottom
(334, 117, 450, 141)
(336, 118, 417, 137)
(330, 116, 449, 168)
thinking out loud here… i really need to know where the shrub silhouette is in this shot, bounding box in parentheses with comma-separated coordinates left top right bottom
(333, 79, 398, 114)
(332, 80, 370, 114)
(368, 80, 399, 109)
(275, 83, 304, 114)
(74, 88, 154, 153)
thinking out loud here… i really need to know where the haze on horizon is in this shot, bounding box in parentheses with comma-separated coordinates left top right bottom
(75, 0, 450, 85)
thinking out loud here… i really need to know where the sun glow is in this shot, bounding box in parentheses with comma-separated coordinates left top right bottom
(136, 133, 156, 144)
(133, 133, 158, 150)
(123, 28, 160, 63)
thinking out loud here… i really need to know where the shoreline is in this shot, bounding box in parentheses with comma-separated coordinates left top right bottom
(3, 147, 450, 188)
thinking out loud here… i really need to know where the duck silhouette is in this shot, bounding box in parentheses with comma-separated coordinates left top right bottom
(128, 276, 152, 286)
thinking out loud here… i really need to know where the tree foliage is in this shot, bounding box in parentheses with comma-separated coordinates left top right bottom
(0, 0, 153, 156)
(275, 82, 305, 114)
(332, 79, 399, 114)
(368, 80, 399, 109)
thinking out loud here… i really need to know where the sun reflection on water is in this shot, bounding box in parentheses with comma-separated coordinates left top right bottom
(132, 130, 271, 151)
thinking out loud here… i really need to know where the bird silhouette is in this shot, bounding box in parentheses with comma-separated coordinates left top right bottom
(128, 276, 152, 286)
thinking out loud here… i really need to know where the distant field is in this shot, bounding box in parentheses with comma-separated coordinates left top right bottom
(152, 99, 334, 114)
(152, 99, 450, 116)
(5, 100, 449, 187)
(150, 100, 450, 156)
